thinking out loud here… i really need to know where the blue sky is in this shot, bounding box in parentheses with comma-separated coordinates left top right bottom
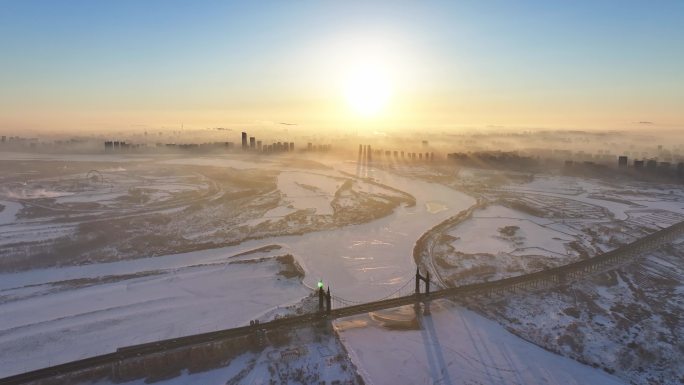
(1, 0, 682, 131)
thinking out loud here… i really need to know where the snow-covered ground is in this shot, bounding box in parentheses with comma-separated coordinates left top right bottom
(336, 300, 625, 385)
(448, 205, 575, 256)
(0, 200, 22, 225)
(469, 238, 684, 385)
(0, 153, 476, 377)
(418, 170, 684, 286)
(498, 175, 684, 220)
(94, 324, 363, 385)
(0, 252, 309, 376)
(255, 171, 343, 221)
(5, 154, 679, 384)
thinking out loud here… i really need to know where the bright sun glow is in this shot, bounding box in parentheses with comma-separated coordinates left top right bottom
(344, 63, 392, 118)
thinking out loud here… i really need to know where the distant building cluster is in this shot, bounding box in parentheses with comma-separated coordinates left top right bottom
(240, 131, 295, 153)
(0, 135, 91, 150)
(306, 143, 331, 152)
(0, 136, 39, 147)
(615, 155, 684, 179)
(358, 144, 435, 162)
(159, 142, 234, 150)
(104, 140, 134, 151)
(447, 151, 536, 169)
(241, 132, 295, 153)
(101, 131, 301, 154)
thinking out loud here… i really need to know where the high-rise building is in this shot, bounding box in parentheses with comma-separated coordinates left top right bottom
(250, 137, 255, 150)
(618, 156, 628, 167)
(289, 142, 294, 152)
(634, 160, 644, 169)
(241, 132, 247, 149)
(257, 141, 262, 151)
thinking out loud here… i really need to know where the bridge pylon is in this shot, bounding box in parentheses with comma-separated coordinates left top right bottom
(318, 286, 332, 314)
(415, 268, 430, 295)
(326, 287, 331, 314)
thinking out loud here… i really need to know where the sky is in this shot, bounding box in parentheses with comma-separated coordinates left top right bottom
(0, 0, 682, 133)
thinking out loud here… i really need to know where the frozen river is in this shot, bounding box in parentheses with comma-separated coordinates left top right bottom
(0, 160, 476, 301)
(279, 161, 475, 301)
(0, 156, 476, 376)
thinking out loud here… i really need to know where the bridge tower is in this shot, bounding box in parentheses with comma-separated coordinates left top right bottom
(415, 268, 430, 295)
(326, 287, 331, 315)
(318, 285, 332, 314)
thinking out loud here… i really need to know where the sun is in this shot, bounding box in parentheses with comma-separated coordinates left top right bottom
(343, 63, 392, 118)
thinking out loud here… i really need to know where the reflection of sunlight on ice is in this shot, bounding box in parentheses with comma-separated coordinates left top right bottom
(357, 266, 393, 272)
(383, 276, 406, 285)
(334, 318, 368, 331)
(2, 187, 74, 199)
(342, 255, 374, 261)
(351, 240, 393, 247)
(425, 201, 448, 214)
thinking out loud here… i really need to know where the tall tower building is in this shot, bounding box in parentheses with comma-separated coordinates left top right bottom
(250, 137, 256, 150)
(618, 156, 628, 167)
(241, 132, 247, 150)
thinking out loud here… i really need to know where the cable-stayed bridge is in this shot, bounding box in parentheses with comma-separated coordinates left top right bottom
(2, 220, 683, 385)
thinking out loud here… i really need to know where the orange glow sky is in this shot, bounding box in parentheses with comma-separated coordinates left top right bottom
(1, 1, 682, 133)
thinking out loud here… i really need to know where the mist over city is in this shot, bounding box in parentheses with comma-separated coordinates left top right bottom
(1, 2, 683, 385)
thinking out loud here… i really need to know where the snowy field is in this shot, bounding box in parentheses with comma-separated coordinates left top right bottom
(336, 300, 625, 385)
(470, 238, 684, 385)
(0, 250, 310, 376)
(93, 324, 363, 385)
(418, 169, 684, 286)
(4, 154, 678, 384)
(0, 153, 476, 377)
(447, 205, 575, 256)
(0, 155, 416, 270)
